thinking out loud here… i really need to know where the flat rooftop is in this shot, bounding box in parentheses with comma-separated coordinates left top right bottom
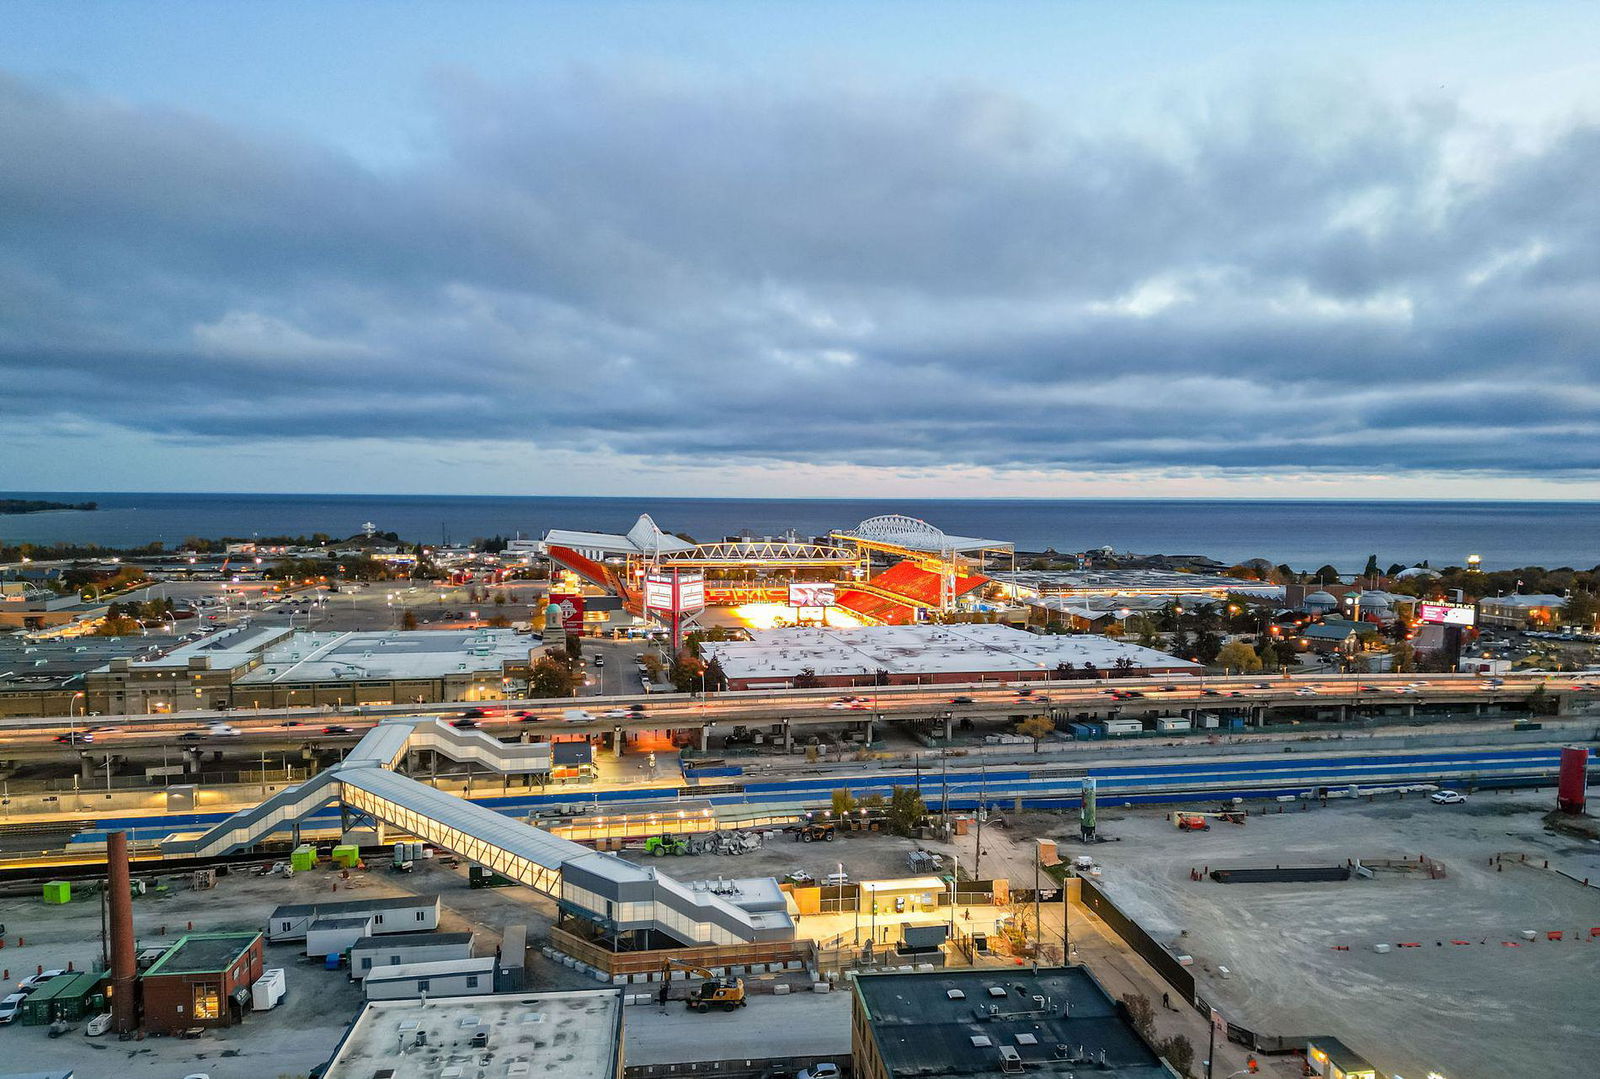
(236, 628, 536, 684)
(124, 623, 293, 670)
(144, 932, 260, 977)
(854, 967, 1170, 1079)
(997, 569, 1284, 599)
(702, 624, 1198, 681)
(324, 989, 623, 1079)
(0, 636, 178, 691)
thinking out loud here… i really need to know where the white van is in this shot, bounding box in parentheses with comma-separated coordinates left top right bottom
(0, 993, 25, 1024)
(562, 709, 596, 724)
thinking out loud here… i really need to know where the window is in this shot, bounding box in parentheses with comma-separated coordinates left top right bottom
(416, 911, 426, 922)
(361, 958, 373, 970)
(192, 983, 221, 1021)
(373, 914, 384, 925)
(465, 976, 480, 988)
(280, 921, 292, 932)
(416, 979, 430, 992)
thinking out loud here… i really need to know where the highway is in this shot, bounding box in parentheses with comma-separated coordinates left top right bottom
(1, 671, 1595, 761)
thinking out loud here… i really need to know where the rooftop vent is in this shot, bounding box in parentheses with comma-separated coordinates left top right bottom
(970, 1035, 992, 1048)
(946, 989, 966, 1000)
(1015, 1033, 1038, 1046)
(987, 986, 1008, 998)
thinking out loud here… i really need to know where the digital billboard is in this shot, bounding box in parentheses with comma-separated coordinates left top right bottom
(677, 575, 706, 613)
(548, 593, 586, 630)
(788, 582, 837, 607)
(1419, 602, 1475, 626)
(645, 574, 705, 614)
(643, 576, 675, 613)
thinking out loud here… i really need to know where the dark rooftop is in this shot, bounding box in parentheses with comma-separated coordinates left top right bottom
(349, 931, 474, 950)
(271, 894, 439, 919)
(854, 967, 1173, 1079)
(143, 932, 260, 977)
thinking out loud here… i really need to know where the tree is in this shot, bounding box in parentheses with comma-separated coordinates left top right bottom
(1216, 641, 1262, 672)
(1363, 554, 1381, 578)
(528, 655, 577, 698)
(1389, 641, 1416, 673)
(1256, 639, 1280, 670)
(1565, 589, 1599, 631)
(830, 788, 858, 817)
(793, 666, 820, 689)
(493, 592, 506, 606)
(1313, 565, 1341, 583)
(1158, 1034, 1197, 1076)
(1192, 629, 1222, 665)
(885, 786, 926, 836)
(1015, 715, 1056, 753)
(703, 655, 728, 692)
(487, 614, 511, 628)
(401, 609, 418, 630)
(670, 652, 705, 694)
(1119, 992, 1156, 1040)
(565, 634, 583, 659)
(94, 615, 142, 636)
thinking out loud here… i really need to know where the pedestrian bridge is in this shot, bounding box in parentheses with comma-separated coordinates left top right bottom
(160, 717, 793, 947)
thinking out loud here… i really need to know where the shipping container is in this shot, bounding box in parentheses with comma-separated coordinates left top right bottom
(251, 968, 286, 1011)
(1104, 719, 1144, 736)
(1155, 717, 1192, 733)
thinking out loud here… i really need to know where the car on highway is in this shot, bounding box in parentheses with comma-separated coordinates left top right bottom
(178, 731, 206, 742)
(516, 713, 544, 723)
(207, 723, 242, 737)
(91, 725, 119, 733)
(628, 703, 647, 712)
(1252, 682, 1271, 689)
(1201, 689, 1222, 696)
(601, 708, 631, 719)
(948, 696, 974, 704)
(53, 732, 92, 745)
(450, 719, 479, 730)
(1429, 790, 1467, 805)
(321, 725, 355, 735)
(1407, 681, 1430, 687)
(563, 709, 596, 724)
(826, 701, 852, 710)
(1158, 684, 1179, 692)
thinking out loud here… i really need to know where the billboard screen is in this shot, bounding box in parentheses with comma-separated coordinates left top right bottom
(643, 576, 675, 613)
(677, 575, 705, 613)
(1419, 602, 1475, 626)
(548, 593, 586, 630)
(788, 582, 837, 607)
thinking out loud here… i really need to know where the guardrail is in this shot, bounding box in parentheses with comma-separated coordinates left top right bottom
(549, 926, 814, 979)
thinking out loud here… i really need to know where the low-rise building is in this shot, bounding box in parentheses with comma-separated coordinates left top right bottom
(324, 990, 624, 1079)
(139, 932, 264, 1034)
(1477, 594, 1566, 629)
(851, 967, 1174, 1079)
(362, 956, 497, 1000)
(703, 624, 1199, 691)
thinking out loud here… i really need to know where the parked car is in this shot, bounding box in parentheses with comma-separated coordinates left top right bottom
(0, 993, 24, 1023)
(798, 1065, 841, 1079)
(1429, 790, 1467, 805)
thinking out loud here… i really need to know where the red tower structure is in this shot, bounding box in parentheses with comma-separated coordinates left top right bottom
(1556, 745, 1588, 815)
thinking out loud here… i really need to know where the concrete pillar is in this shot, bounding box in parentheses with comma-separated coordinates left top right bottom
(1404, 704, 1416, 718)
(943, 715, 954, 742)
(79, 753, 95, 783)
(864, 719, 875, 743)
(698, 725, 710, 752)
(613, 726, 625, 759)
(782, 720, 793, 751)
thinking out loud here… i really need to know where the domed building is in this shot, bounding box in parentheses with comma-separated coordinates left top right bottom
(1302, 590, 1339, 615)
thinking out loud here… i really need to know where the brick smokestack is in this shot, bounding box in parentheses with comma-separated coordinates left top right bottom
(106, 831, 138, 1033)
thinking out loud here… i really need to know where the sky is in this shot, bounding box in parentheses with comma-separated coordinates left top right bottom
(3, 1, 1599, 499)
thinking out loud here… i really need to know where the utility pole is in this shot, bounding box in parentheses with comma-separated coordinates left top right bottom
(973, 758, 987, 881)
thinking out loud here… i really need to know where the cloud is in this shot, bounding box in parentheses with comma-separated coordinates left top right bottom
(0, 68, 1597, 490)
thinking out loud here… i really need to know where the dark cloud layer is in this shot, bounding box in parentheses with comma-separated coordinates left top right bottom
(2, 70, 1597, 481)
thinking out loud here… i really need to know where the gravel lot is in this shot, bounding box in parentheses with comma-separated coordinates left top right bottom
(1081, 789, 1600, 1079)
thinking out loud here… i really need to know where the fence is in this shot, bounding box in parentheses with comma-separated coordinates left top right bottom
(549, 926, 814, 980)
(1075, 876, 1194, 1002)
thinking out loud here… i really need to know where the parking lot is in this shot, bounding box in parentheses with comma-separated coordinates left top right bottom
(1081, 788, 1600, 1079)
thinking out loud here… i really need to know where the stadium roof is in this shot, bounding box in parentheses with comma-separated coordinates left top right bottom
(543, 514, 697, 556)
(833, 514, 1011, 554)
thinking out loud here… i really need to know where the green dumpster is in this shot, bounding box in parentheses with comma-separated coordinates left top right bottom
(42, 880, 71, 904)
(331, 844, 360, 868)
(290, 845, 316, 871)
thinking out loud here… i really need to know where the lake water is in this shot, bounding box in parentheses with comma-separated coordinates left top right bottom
(2, 492, 1596, 573)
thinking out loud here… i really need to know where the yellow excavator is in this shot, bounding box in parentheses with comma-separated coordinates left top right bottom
(661, 957, 747, 1013)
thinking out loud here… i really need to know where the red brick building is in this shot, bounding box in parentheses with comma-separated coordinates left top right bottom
(140, 932, 265, 1034)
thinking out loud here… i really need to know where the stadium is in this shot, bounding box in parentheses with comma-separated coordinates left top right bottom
(540, 513, 1016, 634)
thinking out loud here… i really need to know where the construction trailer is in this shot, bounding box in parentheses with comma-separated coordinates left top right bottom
(267, 896, 441, 943)
(362, 956, 497, 1001)
(348, 932, 475, 981)
(305, 916, 375, 960)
